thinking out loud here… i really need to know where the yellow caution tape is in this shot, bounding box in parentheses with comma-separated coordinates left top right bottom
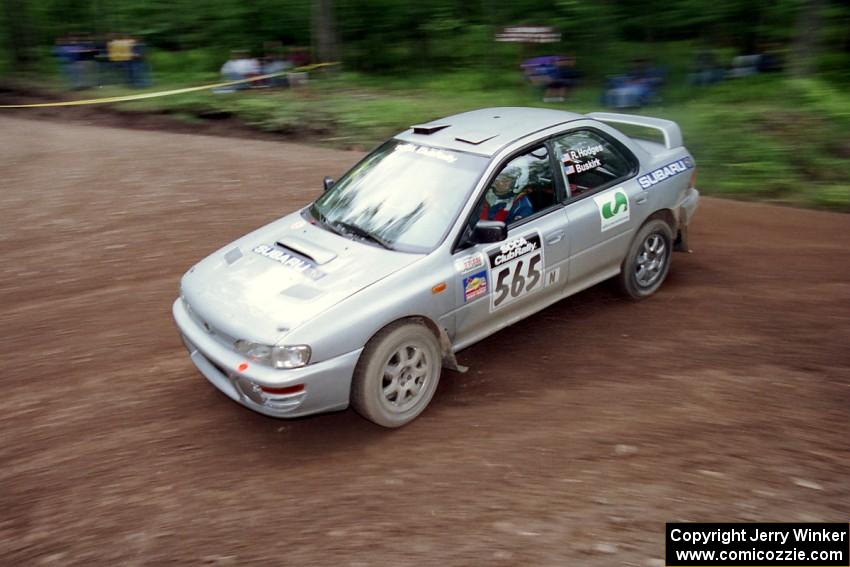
(0, 62, 339, 108)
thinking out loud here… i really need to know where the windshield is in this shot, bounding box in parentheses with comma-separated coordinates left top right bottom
(311, 140, 488, 253)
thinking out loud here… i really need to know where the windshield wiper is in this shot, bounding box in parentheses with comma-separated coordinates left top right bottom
(310, 206, 346, 237)
(331, 220, 395, 251)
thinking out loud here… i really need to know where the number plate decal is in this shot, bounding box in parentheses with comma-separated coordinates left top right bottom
(487, 232, 545, 312)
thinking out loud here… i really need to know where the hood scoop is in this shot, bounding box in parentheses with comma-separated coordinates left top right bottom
(275, 236, 337, 265)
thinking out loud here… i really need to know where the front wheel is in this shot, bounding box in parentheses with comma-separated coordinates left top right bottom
(351, 321, 442, 428)
(618, 219, 674, 300)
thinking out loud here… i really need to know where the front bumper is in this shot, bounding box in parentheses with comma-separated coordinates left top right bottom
(173, 298, 361, 418)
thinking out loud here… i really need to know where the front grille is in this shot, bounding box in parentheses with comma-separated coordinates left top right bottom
(183, 298, 239, 351)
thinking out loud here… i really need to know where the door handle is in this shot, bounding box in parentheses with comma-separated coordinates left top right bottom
(546, 230, 565, 245)
(636, 195, 648, 205)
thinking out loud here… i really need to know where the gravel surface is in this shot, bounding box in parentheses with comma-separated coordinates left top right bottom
(1, 116, 848, 566)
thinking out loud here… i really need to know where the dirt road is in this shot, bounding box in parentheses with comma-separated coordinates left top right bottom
(1, 116, 848, 566)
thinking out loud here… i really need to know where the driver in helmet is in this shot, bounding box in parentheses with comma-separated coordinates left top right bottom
(480, 165, 533, 224)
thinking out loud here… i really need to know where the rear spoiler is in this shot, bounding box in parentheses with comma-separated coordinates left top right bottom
(587, 112, 683, 150)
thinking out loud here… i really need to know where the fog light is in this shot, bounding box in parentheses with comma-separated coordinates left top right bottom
(260, 384, 305, 396)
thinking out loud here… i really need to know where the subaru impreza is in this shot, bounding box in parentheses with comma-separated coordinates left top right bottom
(173, 108, 699, 427)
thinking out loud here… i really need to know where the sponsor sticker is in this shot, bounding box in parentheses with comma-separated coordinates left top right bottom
(593, 187, 630, 232)
(290, 220, 306, 230)
(638, 156, 694, 190)
(488, 234, 540, 268)
(252, 244, 326, 280)
(488, 232, 545, 311)
(544, 266, 561, 288)
(463, 270, 488, 303)
(395, 142, 457, 163)
(454, 253, 485, 274)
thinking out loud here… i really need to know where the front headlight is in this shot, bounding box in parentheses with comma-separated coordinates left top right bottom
(234, 340, 311, 369)
(271, 345, 311, 369)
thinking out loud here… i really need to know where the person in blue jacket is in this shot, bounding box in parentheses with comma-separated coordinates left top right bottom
(480, 166, 533, 224)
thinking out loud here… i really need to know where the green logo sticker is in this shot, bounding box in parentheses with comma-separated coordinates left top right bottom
(593, 187, 630, 231)
(602, 191, 628, 219)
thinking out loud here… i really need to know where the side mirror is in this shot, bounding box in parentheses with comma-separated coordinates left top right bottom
(323, 176, 335, 192)
(471, 220, 507, 244)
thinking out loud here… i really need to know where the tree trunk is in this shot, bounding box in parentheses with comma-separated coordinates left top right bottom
(790, 0, 823, 77)
(311, 0, 339, 63)
(2, 0, 34, 70)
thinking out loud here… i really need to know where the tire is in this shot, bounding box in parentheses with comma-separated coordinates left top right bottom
(618, 218, 674, 300)
(351, 321, 442, 428)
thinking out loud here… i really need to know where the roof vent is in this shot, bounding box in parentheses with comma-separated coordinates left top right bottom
(454, 131, 498, 145)
(411, 123, 450, 135)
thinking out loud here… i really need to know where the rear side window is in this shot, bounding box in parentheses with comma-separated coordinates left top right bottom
(552, 130, 635, 199)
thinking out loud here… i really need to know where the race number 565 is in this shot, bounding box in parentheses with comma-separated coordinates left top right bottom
(492, 252, 542, 309)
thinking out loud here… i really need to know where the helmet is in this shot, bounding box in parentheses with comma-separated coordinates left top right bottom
(492, 166, 522, 197)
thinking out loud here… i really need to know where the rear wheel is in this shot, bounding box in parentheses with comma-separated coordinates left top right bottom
(351, 321, 442, 428)
(618, 219, 673, 300)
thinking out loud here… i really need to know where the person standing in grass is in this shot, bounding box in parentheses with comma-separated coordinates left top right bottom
(130, 37, 151, 88)
(108, 34, 135, 87)
(53, 36, 77, 89)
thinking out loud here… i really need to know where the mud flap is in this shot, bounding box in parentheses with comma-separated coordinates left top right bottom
(674, 223, 692, 253)
(439, 328, 468, 373)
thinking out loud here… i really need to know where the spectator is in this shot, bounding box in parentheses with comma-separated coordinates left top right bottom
(521, 55, 559, 89)
(543, 56, 579, 102)
(217, 50, 260, 92)
(261, 41, 292, 87)
(130, 36, 151, 88)
(521, 55, 580, 102)
(604, 58, 665, 109)
(75, 34, 98, 89)
(108, 34, 136, 86)
(262, 53, 292, 87)
(56, 34, 96, 90)
(757, 44, 784, 73)
(53, 36, 78, 89)
(93, 35, 111, 86)
(289, 47, 311, 68)
(690, 49, 724, 86)
(728, 54, 762, 78)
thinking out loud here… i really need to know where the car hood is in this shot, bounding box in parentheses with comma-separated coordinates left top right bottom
(180, 211, 422, 345)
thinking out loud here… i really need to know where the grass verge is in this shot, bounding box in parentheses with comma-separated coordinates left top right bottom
(12, 67, 850, 211)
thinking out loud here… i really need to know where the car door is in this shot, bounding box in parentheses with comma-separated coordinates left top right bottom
(550, 127, 642, 290)
(451, 144, 570, 348)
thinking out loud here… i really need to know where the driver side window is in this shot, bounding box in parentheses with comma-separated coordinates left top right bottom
(476, 145, 557, 226)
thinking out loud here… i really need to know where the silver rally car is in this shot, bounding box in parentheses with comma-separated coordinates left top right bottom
(173, 107, 699, 427)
